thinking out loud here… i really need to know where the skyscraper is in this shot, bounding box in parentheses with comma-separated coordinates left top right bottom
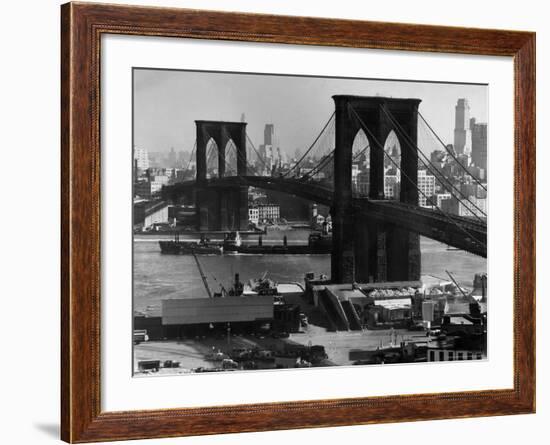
(264, 124, 274, 146)
(470, 117, 487, 172)
(168, 147, 177, 167)
(260, 124, 278, 173)
(134, 146, 150, 170)
(454, 99, 472, 157)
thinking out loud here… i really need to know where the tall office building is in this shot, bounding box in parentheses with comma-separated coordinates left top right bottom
(454, 99, 472, 157)
(134, 146, 150, 170)
(168, 147, 177, 167)
(265, 145, 273, 171)
(384, 175, 400, 199)
(264, 124, 274, 145)
(259, 124, 279, 173)
(418, 169, 436, 208)
(470, 117, 488, 171)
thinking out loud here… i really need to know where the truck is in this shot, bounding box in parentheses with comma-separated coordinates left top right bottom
(133, 329, 149, 345)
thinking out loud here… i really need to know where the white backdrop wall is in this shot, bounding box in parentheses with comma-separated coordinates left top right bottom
(0, 1, 546, 444)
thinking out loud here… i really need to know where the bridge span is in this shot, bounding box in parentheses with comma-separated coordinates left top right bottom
(162, 95, 486, 284)
(163, 175, 487, 258)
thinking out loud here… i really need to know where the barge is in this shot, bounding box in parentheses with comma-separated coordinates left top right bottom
(223, 231, 332, 254)
(158, 231, 332, 255)
(159, 233, 223, 255)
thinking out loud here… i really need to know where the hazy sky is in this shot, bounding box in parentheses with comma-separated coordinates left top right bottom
(133, 68, 487, 156)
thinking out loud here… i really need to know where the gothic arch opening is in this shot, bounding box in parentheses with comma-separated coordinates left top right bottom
(205, 137, 219, 179)
(352, 129, 370, 195)
(383, 130, 401, 200)
(224, 139, 238, 176)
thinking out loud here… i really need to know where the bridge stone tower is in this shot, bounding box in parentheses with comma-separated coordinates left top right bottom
(331, 95, 421, 284)
(195, 121, 248, 231)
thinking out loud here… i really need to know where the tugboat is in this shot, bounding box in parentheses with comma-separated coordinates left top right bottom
(249, 273, 279, 296)
(159, 232, 223, 255)
(307, 220, 332, 252)
(212, 272, 279, 298)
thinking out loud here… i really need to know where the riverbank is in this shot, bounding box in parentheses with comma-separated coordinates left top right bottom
(134, 235, 486, 312)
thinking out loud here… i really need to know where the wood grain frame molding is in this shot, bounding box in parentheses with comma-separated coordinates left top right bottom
(61, 2, 535, 442)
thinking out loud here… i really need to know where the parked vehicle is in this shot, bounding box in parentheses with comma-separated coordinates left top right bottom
(221, 358, 239, 369)
(133, 329, 149, 345)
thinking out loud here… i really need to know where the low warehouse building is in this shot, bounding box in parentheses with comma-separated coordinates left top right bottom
(162, 296, 274, 325)
(161, 296, 275, 337)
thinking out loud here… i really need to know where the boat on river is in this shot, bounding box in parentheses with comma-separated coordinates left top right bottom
(222, 231, 332, 254)
(159, 233, 223, 255)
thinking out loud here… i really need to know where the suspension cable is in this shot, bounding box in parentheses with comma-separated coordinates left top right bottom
(304, 142, 370, 184)
(245, 133, 269, 173)
(202, 130, 221, 178)
(384, 106, 486, 221)
(349, 144, 372, 194)
(283, 111, 335, 177)
(303, 149, 335, 180)
(353, 143, 370, 161)
(206, 142, 216, 169)
(381, 105, 487, 222)
(348, 104, 486, 250)
(350, 104, 485, 247)
(221, 127, 249, 176)
(225, 140, 238, 173)
(185, 140, 197, 171)
(232, 139, 249, 176)
(418, 110, 487, 192)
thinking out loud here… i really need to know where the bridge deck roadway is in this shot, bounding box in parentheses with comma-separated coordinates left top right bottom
(164, 176, 487, 257)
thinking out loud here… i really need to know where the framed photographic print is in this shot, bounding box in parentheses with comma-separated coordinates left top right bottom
(61, 2, 535, 442)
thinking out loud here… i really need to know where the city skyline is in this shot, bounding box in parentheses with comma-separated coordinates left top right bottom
(133, 69, 487, 157)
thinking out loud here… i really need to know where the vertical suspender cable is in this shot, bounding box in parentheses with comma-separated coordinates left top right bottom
(348, 104, 486, 250)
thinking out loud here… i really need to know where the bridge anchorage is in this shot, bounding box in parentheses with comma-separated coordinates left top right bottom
(164, 95, 487, 285)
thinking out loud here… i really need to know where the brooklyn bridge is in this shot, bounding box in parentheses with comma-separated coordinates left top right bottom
(163, 95, 487, 285)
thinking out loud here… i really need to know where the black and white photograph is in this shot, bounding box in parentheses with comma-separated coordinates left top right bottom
(132, 68, 488, 376)
(3, 0, 544, 443)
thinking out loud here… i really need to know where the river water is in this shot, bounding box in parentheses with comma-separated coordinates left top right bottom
(133, 229, 486, 312)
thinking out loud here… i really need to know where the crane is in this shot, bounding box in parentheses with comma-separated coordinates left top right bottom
(192, 252, 212, 298)
(445, 270, 469, 299)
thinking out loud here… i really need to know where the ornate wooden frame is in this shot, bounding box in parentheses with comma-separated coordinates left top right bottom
(61, 2, 536, 442)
